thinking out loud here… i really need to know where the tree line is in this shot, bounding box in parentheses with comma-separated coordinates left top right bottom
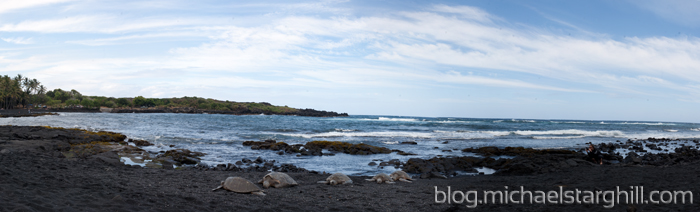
(0, 74, 46, 109)
(1, 74, 298, 114)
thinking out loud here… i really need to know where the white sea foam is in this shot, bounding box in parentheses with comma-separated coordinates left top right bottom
(550, 121, 586, 124)
(482, 131, 512, 137)
(334, 128, 358, 132)
(509, 119, 535, 123)
(377, 117, 418, 122)
(283, 131, 433, 138)
(282, 130, 498, 139)
(482, 129, 625, 138)
(514, 129, 624, 137)
(624, 132, 700, 140)
(617, 122, 673, 126)
(533, 135, 586, 139)
(355, 117, 477, 124)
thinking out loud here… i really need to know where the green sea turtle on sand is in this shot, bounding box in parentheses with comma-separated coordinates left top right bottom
(317, 173, 353, 185)
(390, 170, 413, 183)
(258, 172, 299, 188)
(212, 177, 266, 196)
(365, 173, 394, 184)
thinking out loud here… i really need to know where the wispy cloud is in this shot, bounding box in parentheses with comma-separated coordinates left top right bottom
(0, 15, 222, 33)
(3, 1, 700, 120)
(0, 0, 74, 14)
(65, 31, 207, 46)
(1, 37, 34, 44)
(430, 4, 496, 23)
(160, 5, 700, 97)
(629, 0, 700, 27)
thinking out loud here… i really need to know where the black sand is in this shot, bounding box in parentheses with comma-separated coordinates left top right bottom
(1, 125, 699, 211)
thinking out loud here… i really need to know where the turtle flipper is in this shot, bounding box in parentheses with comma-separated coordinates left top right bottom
(252, 191, 266, 196)
(399, 179, 412, 183)
(212, 185, 223, 191)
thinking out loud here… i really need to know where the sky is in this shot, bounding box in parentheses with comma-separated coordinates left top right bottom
(1, 0, 700, 122)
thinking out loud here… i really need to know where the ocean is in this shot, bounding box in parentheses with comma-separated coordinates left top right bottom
(2, 113, 700, 175)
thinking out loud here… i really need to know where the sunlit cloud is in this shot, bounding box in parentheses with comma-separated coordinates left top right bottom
(1, 37, 34, 44)
(0, 0, 74, 14)
(2, 0, 700, 120)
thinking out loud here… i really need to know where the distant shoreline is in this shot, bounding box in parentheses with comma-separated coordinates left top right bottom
(0, 107, 348, 117)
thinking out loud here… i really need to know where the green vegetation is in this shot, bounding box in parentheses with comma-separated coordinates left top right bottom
(1, 75, 343, 117)
(0, 74, 46, 109)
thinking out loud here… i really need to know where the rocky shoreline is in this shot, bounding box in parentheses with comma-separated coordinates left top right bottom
(2, 126, 699, 211)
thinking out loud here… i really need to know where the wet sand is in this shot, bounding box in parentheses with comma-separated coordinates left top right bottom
(1, 126, 698, 211)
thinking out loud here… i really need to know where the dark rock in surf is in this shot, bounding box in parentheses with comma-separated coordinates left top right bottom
(129, 139, 153, 146)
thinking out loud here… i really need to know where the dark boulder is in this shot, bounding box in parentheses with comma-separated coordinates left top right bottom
(129, 139, 153, 146)
(159, 149, 205, 165)
(624, 152, 642, 164)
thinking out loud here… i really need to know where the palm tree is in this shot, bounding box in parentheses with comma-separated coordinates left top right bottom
(0, 76, 8, 109)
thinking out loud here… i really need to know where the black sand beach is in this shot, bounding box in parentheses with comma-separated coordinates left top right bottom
(1, 125, 699, 211)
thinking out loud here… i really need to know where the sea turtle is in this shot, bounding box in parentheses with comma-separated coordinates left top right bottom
(317, 172, 353, 185)
(258, 172, 299, 188)
(390, 170, 413, 183)
(212, 177, 266, 196)
(365, 173, 394, 184)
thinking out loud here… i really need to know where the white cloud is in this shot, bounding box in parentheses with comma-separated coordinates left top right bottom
(629, 0, 700, 27)
(4, 2, 700, 114)
(0, 0, 74, 14)
(65, 31, 207, 46)
(430, 4, 494, 23)
(131, 5, 700, 98)
(0, 15, 222, 33)
(1, 37, 33, 44)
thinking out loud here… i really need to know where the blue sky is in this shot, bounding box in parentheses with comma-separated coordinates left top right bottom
(1, 0, 700, 122)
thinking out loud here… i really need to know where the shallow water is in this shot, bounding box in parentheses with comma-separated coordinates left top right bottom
(3, 113, 700, 175)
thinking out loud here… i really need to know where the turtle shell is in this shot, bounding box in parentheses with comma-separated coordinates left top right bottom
(222, 177, 263, 193)
(390, 170, 411, 181)
(373, 173, 392, 182)
(263, 172, 298, 188)
(327, 173, 352, 185)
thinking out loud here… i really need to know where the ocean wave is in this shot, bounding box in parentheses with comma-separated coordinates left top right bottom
(511, 119, 535, 123)
(281, 130, 497, 139)
(354, 117, 419, 122)
(378, 117, 418, 122)
(516, 129, 624, 137)
(355, 117, 478, 124)
(429, 120, 479, 124)
(482, 131, 512, 137)
(550, 121, 586, 124)
(282, 131, 433, 139)
(334, 128, 358, 132)
(624, 132, 700, 140)
(617, 122, 674, 126)
(482, 129, 625, 137)
(533, 135, 586, 139)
